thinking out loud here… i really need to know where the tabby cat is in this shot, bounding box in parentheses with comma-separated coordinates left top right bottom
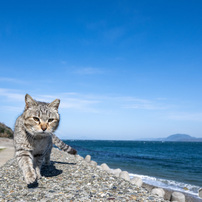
(14, 94, 77, 185)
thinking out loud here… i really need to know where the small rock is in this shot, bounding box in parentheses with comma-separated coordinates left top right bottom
(100, 163, 110, 171)
(85, 155, 91, 163)
(171, 192, 185, 202)
(90, 160, 97, 167)
(151, 188, 165, 198)
(199, 188, 202, 198)
(111, 168, 122, 177)
(76, 155, 84, 161)
(129, 195, 137, 200)
(130, 177, 143, 187)
(97, 165, 102, 170)
(119, 171, 130, 181)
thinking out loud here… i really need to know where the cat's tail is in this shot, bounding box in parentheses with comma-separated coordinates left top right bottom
(52, 134, 77, 155)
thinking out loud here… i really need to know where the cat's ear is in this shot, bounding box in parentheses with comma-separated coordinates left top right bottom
(48, 99, 60, 110)
(25, 94, 37, 109)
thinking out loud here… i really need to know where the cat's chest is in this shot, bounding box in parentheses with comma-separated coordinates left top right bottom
(32, 136, 51, 154)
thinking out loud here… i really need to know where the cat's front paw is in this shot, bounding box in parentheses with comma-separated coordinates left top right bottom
(25, 171, 37, 185)
(68, 148, 77, 155)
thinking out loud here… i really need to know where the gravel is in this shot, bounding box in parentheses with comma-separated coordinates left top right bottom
(0, 148, 167, 201)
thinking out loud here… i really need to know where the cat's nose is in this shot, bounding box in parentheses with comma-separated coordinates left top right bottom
(41, 124, 47, 131)
(42, 127, 46, 131)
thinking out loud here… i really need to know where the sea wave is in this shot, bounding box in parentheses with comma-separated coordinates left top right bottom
(129, 173, 200, 197)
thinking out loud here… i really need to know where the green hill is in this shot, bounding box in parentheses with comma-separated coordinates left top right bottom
(0, 122, 14, 139)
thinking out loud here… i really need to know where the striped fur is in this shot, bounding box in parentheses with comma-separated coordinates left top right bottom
(52, 134, 77, 154)
(14, 94, 77, 185)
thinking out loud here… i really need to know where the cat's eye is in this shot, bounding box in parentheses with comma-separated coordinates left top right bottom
(33, 117, 40, 122)
(48, 118, 54, 123)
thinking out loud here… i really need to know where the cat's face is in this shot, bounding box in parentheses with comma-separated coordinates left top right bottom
(23, 94, 60, 135)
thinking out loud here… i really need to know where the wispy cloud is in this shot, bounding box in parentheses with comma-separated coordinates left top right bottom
(0, 77, 25, 84)
(45, 94, 169, 112)
(60, 98, 100, 113)
(168, 112, 202, 122)
(0, 88, 173, 113)
(74, 67, 104, 75)
(0, 88, 24, 101)
(0, 89, 100, 113)
(26, 92, 101, 113)
(35, 93, 100, 112)
(119, 96, 168, 110)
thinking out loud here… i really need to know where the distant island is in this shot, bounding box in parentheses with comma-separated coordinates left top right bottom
(142, 134, 202, 142)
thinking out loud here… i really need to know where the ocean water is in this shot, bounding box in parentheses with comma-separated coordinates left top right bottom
(63, 140, 202, 197)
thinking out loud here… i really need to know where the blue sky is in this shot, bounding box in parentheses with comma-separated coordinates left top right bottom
(0, 0, 202, 140)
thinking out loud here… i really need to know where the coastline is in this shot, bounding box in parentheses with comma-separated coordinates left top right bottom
(65, 139, 202, 201)
(142, 182, 201, 202)
(0, 138, 201, 201)
(128, 173, 201, 201)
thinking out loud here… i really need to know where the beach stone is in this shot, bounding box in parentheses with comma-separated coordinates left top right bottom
(119, 171, 130, 181)
(97, 165, 102, 170)
(76, 155, 84, 161)
(85, 155, 91, 163)
(100, 163, 110, 171)
(151, 188, 165, 198)
(171, 192, 185, 202)
(90, 160, 97, 167)
(130, 177, 143, 187)
(112, 168, 122, 177)
(199, 188, 202, 198)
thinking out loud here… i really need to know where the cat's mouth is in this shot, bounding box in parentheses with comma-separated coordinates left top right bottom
(37, 130, 51, 136)
(40, 129, 52, 134)
(41, 130, 49, 134)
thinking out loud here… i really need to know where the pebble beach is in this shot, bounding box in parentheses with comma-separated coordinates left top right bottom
(0, 147, 168, 202)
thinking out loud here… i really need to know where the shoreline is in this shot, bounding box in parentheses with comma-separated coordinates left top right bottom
(0, 138, 201, 201)
(142, 182, 201, 202)
(128, 172, 200, 200)
(106, 166, 201, 202)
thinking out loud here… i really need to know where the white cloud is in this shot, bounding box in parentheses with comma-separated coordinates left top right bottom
(27, 92, 101, 113)
(0, 89, 100, 113)
(119, 96, 168, 110)
(60, 98, 100, 113)
(56, 94, 169, 112)
(0, 88, 172, 113)
(0, 88, 24, 101)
